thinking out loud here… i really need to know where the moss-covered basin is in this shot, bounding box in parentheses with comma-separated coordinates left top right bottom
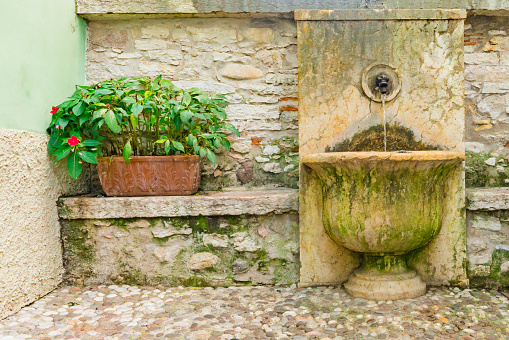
(303, 151, 464, 254)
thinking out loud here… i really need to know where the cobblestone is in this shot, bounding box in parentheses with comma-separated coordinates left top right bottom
(1, 286, 509, 339)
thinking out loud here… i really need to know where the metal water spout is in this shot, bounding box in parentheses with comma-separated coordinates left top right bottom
(375, 74, 390, 95)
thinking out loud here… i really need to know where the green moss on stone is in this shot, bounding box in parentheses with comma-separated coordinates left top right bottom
(466, 152, 509, 188)
(327, 124, 438, 152)
(61, 221, 96, 284)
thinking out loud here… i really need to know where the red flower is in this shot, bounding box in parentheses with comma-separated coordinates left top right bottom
(106, 104, 110, 108)
(51, 107, 59, 114)
(68, 136, 80, 146)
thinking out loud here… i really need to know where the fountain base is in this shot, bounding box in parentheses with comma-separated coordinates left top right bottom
(344, 254, 426, 300)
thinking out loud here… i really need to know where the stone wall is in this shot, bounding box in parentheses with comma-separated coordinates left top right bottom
(467, 188, 509, 288)
(59, 190, 299, 286)
(465, 15, 509, 187)
(86, 17, 299, 191)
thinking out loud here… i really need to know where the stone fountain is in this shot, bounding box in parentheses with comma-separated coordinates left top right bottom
(296, 9, 467, 299)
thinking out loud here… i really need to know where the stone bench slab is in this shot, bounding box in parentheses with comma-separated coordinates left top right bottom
(58, 189, 298, 219)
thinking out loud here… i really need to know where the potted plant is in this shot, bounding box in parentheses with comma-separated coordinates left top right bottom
(47, 76, 239, 196)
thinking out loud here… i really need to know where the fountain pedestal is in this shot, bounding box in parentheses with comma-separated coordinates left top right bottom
(344, 254, 426, 300)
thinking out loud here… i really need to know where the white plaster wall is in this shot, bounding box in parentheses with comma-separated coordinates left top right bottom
(0, 129, 89, 320)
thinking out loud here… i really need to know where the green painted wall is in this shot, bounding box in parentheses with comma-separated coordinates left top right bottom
(0, 0, 86, 133)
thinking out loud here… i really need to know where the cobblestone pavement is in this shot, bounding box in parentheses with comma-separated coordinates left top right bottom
(1, 285, 509, 340)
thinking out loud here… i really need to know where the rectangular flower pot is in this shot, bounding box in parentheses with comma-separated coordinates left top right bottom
(97, 155, 202, 196)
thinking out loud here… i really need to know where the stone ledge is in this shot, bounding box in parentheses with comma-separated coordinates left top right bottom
(76, 0, 509, 16)
(466, 187, 509, 211)
(58, 189, 298, 219)
(295, 9, 467, 21)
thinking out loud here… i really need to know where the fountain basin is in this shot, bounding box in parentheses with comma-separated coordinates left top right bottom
(302, 151, 464, 300)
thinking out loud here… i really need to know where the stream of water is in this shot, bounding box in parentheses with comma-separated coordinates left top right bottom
(382, 94, 387, 152)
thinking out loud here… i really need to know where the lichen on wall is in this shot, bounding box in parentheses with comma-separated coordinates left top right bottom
(61, 214, 300, 286)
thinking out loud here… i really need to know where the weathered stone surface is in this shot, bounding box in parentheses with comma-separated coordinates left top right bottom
(151, 222, 193, 238)
(153, 240, 189, 263)
(467, 187, 509, 210)
(482, 83, 509, 94)
(464, 52, 500, 64)
(189, 252, 219, 270)
(232, 259, 249, 274)
(61, 213, 299, 286)
(233, 232, 260, 252)
(171, 81, 235, 94)
(187, 26, 237, 43)
(263, 145, 280, 155)
(203, 233, 229, 248)
(263, 162, 283, 174)
(236, 161, 254, 184)
(225, 104, 280, 120)
(241, 28, 275, 44)
(58, 190, 298, 219)
(221, 64, 264, 80)
(77, 0, 509, 15)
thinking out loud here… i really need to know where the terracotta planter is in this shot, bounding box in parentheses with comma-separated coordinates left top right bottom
(97, 155, 202, 196)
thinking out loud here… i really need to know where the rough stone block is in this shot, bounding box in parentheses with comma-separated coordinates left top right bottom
(187, 26, 237, 44)
(171, 81, 235, 94)
(221, 64, 264, 80)
(189, 252, 219, 270)
(141, 25, 171, 39)
(471, 214, 502, 231)
(226, 104, 280, 120)
(465, 52, 500, 65)
(241, 28, 275, 44)
(203, 234, 229, 248)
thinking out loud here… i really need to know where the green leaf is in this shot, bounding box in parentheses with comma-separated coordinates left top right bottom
(94, 89, 113, 96)
(105, 110, 121, 133)
(172, 141, 185, 152)
(199, 147, 207, 158)
(213, 138, 221, 149)
(182, 92, 192, 106)
(160, 79, 173, 88)
(57, 117, 69, 129)
(220, 138, 231, 149)
(180, 110, 193, 124)
(196, 95, 210, 104)
(79, 114, 89, 126)
(54, 145, 72, 161)
(122, 97, 136, 104)
(227, 125, 240, 137)
(78, 151, 99, 164)
(82, 140, 102, 147)
(67, 152, 83, 179)
(72, 101, 86, 116)
(47, 134, 60, 152)
(130, 113, 138, 129)
(131, 103, 144, 117)
(92, 108, 107, 120)
(164, 140, 170, 155)
(206, 149, 216, 163)
(123, 141, 132, 163)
